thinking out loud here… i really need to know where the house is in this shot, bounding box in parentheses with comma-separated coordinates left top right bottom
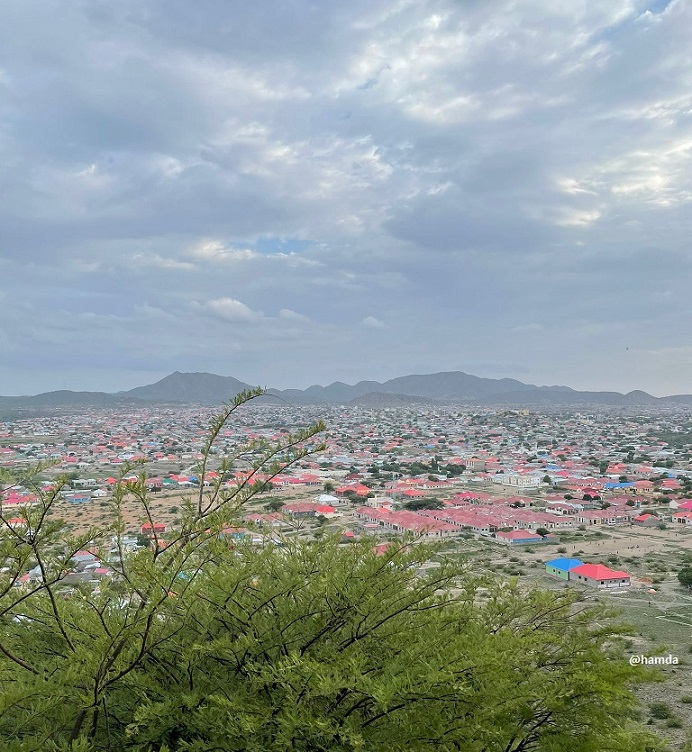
(335, 484, 371, 498)
(70, 550, 99, 571)
(633, 513, 660, 527)
(575, 510, 633, 526)
(65, 492, 92, 504)
(282, 502, 338, 518)
(546, 501, 584, 515)
(569, 563, 630, 589)
(355, 506, 459, 538)
(314, 493, 342, 506)
(672, 511, 692, 526)
(494, 530, 545, 545)
(545, 558, 584, 580)
(140, 522, 167, 537)
(397, 489, 425, 500)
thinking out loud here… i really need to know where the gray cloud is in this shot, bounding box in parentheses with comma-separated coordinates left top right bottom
(1, 0, 691, 395)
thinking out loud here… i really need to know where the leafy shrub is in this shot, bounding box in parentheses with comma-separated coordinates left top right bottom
(649, 702, 672, 720)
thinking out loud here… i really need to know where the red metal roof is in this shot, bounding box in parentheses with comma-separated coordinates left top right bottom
(570, 563, 630, 580)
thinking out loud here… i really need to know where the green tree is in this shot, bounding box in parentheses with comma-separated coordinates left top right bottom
(265, 499, 285, 512)
(403, 497, 443, 511)
(678, 567, 692, 590)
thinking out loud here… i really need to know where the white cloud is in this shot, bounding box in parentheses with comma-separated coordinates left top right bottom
(129, 253, 196, 271)
(200, 297, 264, 323)
(361, 316, 388, 329)
(189, 240, 259, 263)
(278, 308, 312, 324)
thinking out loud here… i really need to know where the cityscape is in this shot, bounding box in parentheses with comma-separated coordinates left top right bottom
(2, 0, 692, 748)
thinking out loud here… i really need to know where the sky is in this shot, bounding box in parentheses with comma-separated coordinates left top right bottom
(1, 0, 691, 397)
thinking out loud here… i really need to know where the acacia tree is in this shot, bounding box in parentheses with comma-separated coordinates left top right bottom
(0, 389, 324, 749)
(0, 391, 667, 751)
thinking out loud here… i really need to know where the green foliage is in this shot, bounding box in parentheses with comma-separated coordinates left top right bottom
(402, 497, 443, 511)
(649, 702, 672, 720)
(678, 566, 692, 590)
(265, 499, 285, 512)
(0, 391, 669, 752)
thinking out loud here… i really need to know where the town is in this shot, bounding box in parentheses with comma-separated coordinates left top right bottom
(3, 402, 691, 574)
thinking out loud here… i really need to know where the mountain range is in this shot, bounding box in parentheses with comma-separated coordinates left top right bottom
(1, 370, 692, 411)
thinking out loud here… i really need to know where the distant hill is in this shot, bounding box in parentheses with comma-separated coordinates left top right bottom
(300, 372, 546, 402)
(476, 389, 661, 407)
(0, 391, 142, 409)
(347, 392, 439, 408)
(121, 371, 254, 404)
(661, 394, 692, 405)
(0, 370, 688, 409)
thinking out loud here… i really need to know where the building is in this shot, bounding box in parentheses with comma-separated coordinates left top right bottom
(282, 502, 339, 518)
(140, 522, 167, 537)
(569, 563, 630, 589)
(494, 530, 546, 545)
(496, 474, 541, 488)
(545, 558, 584, 580)
(466, 458, 486, 472)
(672, 511, 692, 526)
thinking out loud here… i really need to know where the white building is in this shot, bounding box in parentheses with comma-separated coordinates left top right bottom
(496, 474, 541, 488)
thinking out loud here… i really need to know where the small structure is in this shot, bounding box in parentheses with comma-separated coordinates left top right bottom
(140, 522, 167, 537)
(314, 493, 341, 505)
(65, 492, 92, 504)
(632, 513, 659, 527)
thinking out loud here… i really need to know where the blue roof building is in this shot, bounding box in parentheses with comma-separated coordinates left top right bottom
(545, 557, 584, 580)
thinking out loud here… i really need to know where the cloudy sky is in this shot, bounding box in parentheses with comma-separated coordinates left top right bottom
(1, 0, 691, 396)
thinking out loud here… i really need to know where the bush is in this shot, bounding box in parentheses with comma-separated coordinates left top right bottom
(649, 702, 672, 720)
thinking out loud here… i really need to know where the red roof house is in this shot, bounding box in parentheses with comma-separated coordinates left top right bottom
(569, 563, 630, 588)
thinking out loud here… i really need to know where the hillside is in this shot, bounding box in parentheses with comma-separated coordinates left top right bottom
(0, 370, 686, 408)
